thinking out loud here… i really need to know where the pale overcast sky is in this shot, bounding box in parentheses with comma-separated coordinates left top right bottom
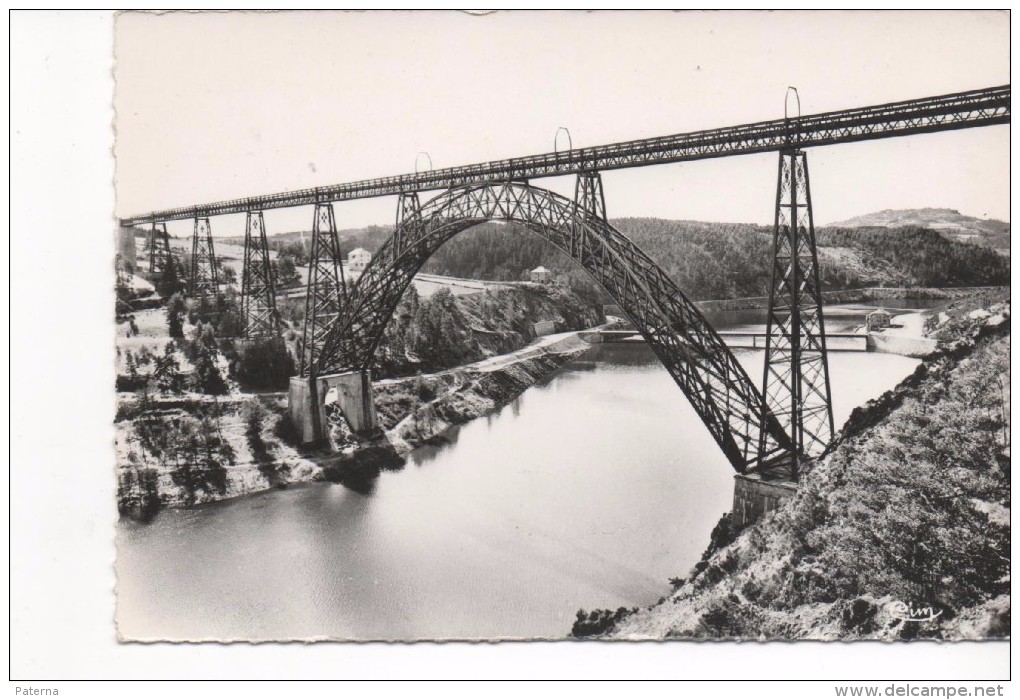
(114, 10, 1010, 237)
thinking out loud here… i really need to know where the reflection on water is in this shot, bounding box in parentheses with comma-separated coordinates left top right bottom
(116, 307, 924, 641)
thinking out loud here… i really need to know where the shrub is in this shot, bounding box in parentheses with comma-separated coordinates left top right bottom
(413, 373, 436, 401)
(570, 607, 637, 638)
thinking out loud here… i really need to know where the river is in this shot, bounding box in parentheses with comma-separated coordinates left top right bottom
(116, 300, 929, 641)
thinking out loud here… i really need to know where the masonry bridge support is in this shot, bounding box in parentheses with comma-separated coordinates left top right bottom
(289, 370, 378, 444)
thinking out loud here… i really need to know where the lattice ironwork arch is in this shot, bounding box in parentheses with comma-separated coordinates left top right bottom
(314, 181, 792, 472)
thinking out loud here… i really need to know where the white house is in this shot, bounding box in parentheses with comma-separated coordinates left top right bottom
(867, 308, 893, 331)
(530, 265, 553, 284)
(348, 247, 372, 273)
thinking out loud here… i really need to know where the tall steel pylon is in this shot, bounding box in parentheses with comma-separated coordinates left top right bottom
(189, 216, 219, 300)
(300, 202, 347, 377)
(574, 171, 607, 220)
(148, 221, 173, 276)
(758, 149, 834, 479)
(240, 210, 280, 338)
(571, 171, 607, 266)
(394, 192, 421, 256)
(572, 172, 606, 258)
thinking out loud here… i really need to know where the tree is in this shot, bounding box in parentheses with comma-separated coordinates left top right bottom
(165, 293, 187, 338)
(241, 399, 267, 457)
(188, 324, 229, 395)
(218, 261, 238, 286)
(272, 255, 301, 288)
(155, 256, 186, 298)
(232, 336, 295, 391)
(215, 291, 244, 338)
(153, 342, 186, 395)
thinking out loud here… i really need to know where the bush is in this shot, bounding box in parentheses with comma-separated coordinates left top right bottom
(413, 373, 436, 401)
(571, 607, 637, 638)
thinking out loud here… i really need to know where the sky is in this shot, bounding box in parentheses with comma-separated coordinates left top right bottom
(113, 10, 1010, 237)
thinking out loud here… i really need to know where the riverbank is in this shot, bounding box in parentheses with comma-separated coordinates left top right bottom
(115, 327, 598, 518)
(864, 287, 1011, 358)
(866, 310, 938, 358)
(370, 330, 593, 454)
(581, 301, 1010, 641)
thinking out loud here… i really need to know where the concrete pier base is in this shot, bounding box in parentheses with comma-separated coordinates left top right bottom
(288, 370, 379, 444)
(288, 376, 327, 444)
(732, 472, 798, 529)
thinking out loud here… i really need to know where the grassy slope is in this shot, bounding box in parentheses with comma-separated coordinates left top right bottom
(602, 306, 1010, 641)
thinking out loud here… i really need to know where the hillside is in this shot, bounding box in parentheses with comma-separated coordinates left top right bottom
(418, 218, 1010, 300)
(159, 214, 1010, 303)
(829, 208, 1010, 253)
(584, 304, 1010, 641)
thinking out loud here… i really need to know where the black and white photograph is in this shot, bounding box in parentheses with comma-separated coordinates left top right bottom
(109, 9, 1011, 643)
(10, 7, 1012, 685)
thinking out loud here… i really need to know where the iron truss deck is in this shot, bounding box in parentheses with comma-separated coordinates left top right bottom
(120, 84, 1009, 226)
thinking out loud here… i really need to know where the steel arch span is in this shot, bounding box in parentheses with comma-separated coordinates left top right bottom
(313, 180, 793, 472)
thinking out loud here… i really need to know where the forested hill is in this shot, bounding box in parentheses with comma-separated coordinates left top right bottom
(829, 208, 1010, 253)
(249, 217, 1009, 302)
(417, 218, 1010, 301)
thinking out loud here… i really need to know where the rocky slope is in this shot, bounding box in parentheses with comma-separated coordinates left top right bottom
(371, 283, 602, 378)
(582, 303, 1010, 641)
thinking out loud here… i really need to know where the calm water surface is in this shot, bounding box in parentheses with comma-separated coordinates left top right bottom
(116, 301, 924, 640)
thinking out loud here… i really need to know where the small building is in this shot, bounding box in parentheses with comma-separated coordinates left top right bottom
(867, 308, 892, 331)
(530, 265, 553, 284)
(348, 247, 372, 273)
